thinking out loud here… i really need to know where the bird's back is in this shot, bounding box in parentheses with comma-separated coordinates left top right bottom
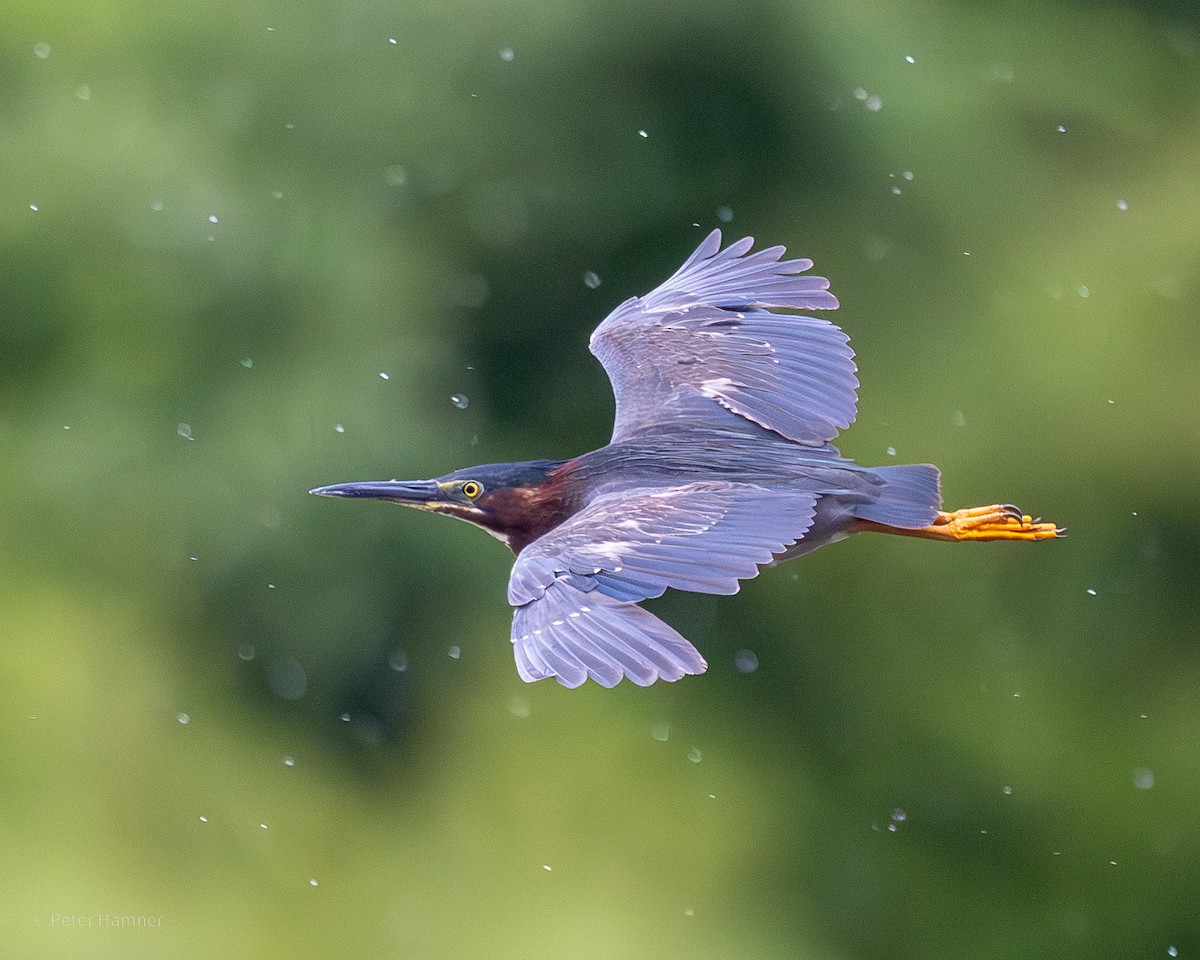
(571, 425, 884, 505)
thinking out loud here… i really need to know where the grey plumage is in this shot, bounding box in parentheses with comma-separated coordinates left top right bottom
(313, 230, 958, 688)
(506, 231, 939, 687)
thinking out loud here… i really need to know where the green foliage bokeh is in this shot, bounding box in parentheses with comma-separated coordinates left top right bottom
(3, 0, 1199, 957)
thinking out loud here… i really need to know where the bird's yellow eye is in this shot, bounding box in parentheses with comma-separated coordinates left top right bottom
(461, 480, 482, 499)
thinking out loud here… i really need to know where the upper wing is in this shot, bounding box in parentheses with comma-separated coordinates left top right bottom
(589, 230, 856, 445)
(507, 482, 818, 688)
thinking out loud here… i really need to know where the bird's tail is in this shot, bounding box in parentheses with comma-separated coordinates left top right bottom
(853, 463, 942, 529)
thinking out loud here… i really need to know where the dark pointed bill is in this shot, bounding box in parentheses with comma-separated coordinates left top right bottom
(308, 479, 440, 503)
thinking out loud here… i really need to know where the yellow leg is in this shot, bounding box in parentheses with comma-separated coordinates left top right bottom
(852, 504, 1064, 542)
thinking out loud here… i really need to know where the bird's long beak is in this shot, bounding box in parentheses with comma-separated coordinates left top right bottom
(308, 479, 441, 505)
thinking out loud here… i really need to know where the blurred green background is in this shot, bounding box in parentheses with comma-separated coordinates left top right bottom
(3, 0, 1199, 957)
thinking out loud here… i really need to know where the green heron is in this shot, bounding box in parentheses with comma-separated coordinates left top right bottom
(313, 231, 1060, 688)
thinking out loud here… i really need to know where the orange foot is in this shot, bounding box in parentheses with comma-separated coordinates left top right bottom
(922, 504, 1064, 542)
(852, 505, 1064, 542)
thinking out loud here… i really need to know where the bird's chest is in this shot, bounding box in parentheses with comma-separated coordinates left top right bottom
(491, 486, 579, 555)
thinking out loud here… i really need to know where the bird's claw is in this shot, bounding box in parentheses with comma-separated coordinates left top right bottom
(932, 504, 1063, 541)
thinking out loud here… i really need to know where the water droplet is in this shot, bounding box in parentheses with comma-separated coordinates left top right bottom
(1168, 947, 1178, 958)
(151, 200, 164, 212)
(450, 393, 469, 409)
(259, 823, 268, 830)
(309, 878, 319, 887)
(1086, 588, 1097, 596)
(34, 42, 51, 59)
(283, 756, 296, 767)
(687, 746, 703, 764)
(542, 864, 552, 871)
(1077, 285, 1089, 298)
(891, 808, 907, 822)
(266, 657, 307, 700)
(339, 712, 351, 722)
(379, 371, 390, 380)
(271, 190, 284, 200)
(500, 47, 515, 61)
(29, 204, 39, 212)
(388, 652, 408, 672)
(334, 422, 346, 434)
(651, 721, 671, 742)
(952, 410, 966, 427)
(716, 205, 733, 223)
(388, 37, 397, 45)
(239, 357, 253, 368)
(189, 555, 198, 561)
(1056, 124, 1067, 133)
(886, 446, 897, 457)
(448, 645, 461, 659)
(1116, 198, 1128, 211)
(865, 94, 883, 111)
(684, 907, 695, 916)
(854, 87, 868, 100)
(199, 815, 208, 823)
(385, 164, 408, 186)
(638, 129, 648, 138)
(508, 696, 530, 718)
(734, 649, 759, 673)
(1133, 767, 1155, 790)
(903, 170, 914, 181)
(176, 712, 190, 724)
(891, 185, 902, 195)
(75, 84, 91, 101)
(207, 214, 219, 224)
(583, 271, 601, 289)
(237, 643, 256, 661)
(177, 423, 194, 440)
(904, 55, 915, 64)
(1002, 785, 1013, 795)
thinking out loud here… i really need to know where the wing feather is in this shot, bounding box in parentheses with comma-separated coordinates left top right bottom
(590, 230, 856, 445)
(507, 482, 818, 687)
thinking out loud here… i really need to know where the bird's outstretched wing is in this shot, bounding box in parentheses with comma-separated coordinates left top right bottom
(590, 230, 855, 445)
(507, 482, 818, 687)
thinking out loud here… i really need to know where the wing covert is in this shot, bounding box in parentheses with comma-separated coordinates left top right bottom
(589, 230, 857, 445)
(506, 482, 818, 687)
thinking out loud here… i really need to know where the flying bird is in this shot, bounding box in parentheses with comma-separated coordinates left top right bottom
(312, 231, 1061, 688)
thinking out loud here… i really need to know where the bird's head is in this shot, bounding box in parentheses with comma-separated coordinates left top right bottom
(310, 459, 573, 552)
